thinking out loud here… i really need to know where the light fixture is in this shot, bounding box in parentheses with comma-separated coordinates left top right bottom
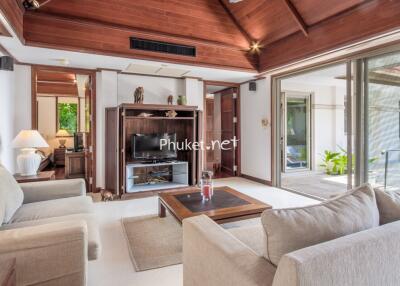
(23, 0, 53, 10)
(22, 0, 40, 10)
(11, 130, 49, 176)
(249, 41, 261, 54)
(56, 129, 70, 148)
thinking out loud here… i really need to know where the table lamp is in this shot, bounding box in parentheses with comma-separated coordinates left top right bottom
(56, 129, 70, 148)
(11, 130, 49, 176)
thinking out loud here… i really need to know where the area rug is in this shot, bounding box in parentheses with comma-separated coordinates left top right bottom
(121, 214, 260, 271)
(121, 214, 182, 271)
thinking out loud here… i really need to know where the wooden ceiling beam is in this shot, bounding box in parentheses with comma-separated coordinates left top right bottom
(218, 0, 253, 45)
(281, 0, 308, 37)
(0, 0, 24, 42)
(259, 0, 400, 72)
(37, 81, 78, 95)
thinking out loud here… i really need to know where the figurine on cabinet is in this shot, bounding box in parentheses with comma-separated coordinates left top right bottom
(134, 87, 144, 104)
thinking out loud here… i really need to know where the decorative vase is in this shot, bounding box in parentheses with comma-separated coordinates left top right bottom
(167, 95, 173, 105)
(200, 171, 213, 201)
(177, 95, 187, 105)
(17, 148, 41, 176)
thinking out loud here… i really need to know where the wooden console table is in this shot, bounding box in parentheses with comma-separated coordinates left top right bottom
(65, 151, 85, 179)
(54, 148, 66, 166)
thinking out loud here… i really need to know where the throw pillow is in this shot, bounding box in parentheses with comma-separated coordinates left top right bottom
(0, 164, 24, 223)
(261, 184, 379, 266)
(374, 188, 400, 225)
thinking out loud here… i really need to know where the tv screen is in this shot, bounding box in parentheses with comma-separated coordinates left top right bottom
(132, 133, 177, 160)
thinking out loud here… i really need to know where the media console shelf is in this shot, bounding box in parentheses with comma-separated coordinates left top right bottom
(105, 104, 201, 198)
(126, 161, 188, 193)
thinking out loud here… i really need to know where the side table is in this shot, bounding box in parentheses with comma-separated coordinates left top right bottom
(14, 171, 55, 183)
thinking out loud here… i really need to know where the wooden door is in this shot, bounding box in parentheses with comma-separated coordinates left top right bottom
(105, 108, 119, 194)
(221, 90, 236, 176)
(205, 98, 215, 171)
(84, 77, 93, 191)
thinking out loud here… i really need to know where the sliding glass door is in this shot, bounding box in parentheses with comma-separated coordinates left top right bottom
(365, 52, 400, 191)
(282, 93, 311, 172)
(275, 63, 354, 199)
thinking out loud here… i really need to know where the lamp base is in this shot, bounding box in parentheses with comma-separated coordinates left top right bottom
(58, 138, 67, 148)
(17, 148, 41, 176)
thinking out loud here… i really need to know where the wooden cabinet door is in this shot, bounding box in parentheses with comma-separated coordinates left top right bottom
(221, 92, 236, 176)
(105, 108, 119, 194)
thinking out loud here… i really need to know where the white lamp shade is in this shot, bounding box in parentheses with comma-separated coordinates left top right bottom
(11, 130, 49, 149)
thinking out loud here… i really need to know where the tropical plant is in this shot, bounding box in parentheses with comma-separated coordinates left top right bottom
(320, 145, 380, 175)
(332, 154, 347, 175)
(320, 150, 340, 175)
(58, 103, 78, 134)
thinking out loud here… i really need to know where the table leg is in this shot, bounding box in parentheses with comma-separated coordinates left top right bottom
(158, 200, 166, 218)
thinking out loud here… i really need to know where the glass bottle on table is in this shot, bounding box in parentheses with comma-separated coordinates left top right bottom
(200, 171, 213, 201)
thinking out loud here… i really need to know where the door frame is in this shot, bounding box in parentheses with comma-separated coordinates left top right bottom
(31, 65, 97, 193)
(281, 91, 312, 173)
(203, 80, 241, 176)
(272, 61, 354, 199)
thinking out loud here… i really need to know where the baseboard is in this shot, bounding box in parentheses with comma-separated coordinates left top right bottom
(240, 174, 272, 186)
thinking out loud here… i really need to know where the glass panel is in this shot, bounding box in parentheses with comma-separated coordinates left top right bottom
(280, 63, 352, 199)
(367, 52, 400, 191)
(286, 97, 308, 170)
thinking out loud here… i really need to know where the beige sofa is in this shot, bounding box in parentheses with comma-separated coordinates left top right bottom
(0, 165, 101, 286)
(183, 186, 400, 286)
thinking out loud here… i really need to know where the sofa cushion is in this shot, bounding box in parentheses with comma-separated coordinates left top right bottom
(0, 164, 24, 224)
(10, 196, 93, 224)
(0, 213, 101, 260)
(375, 189, 400, 225)
(228, 225, 265, 256)
(0, 200, 5, 226)
(261, 184, 379, 266)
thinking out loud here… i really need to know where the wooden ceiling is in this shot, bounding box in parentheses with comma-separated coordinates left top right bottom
(36, 69, 78, 96)
(1, 0, 400, 72)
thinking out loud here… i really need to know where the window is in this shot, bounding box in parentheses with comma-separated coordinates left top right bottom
(58, 102, 78, 134)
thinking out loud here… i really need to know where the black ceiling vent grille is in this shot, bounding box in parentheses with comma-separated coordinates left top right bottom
(130, 37, 196, 57)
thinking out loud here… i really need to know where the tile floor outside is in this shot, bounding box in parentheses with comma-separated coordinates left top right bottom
(281, 171, 349, 199)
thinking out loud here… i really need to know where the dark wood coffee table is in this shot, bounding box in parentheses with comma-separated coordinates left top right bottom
(158, 186, 272, 224)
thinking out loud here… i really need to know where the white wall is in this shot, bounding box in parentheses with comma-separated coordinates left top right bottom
(240, 78, 272, 181)
(117, 74, 184, 105)
(0, 64, 31, 173)
(0, 69, 15, 171)
(96, 70, 118, 188)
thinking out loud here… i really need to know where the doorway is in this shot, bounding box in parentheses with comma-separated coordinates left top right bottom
(275, 63, 354, 199)
(31, 66, 97, 192)
(282, 92, 311, 172)
(203, 81, 240, 178)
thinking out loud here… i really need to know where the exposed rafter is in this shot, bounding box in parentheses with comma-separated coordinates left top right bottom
(281, 0, 308, 37)
(218, 0, 254, 45)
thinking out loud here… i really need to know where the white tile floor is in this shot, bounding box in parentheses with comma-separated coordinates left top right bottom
(88, 177, 318, 286)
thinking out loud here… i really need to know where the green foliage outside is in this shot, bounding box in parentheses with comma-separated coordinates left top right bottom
(58, 103, 77, 134)
(320, 146, 378, 175)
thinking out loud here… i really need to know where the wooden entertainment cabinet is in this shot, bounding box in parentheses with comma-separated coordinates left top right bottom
(105, 104, 201, 198)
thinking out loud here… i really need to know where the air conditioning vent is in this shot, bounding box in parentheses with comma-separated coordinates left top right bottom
(130, 37, 196, 57)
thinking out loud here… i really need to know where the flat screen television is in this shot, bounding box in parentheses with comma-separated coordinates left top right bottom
(132, 133, 177, 160)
